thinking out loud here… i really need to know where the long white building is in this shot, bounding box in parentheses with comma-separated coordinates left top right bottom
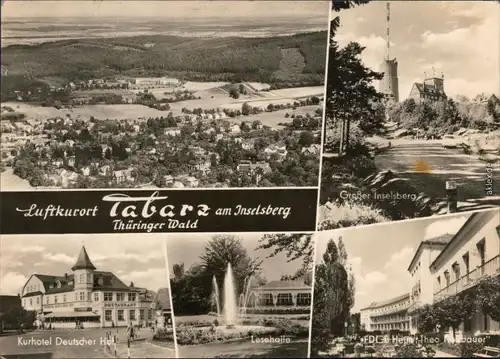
(360, 294, 411, 332)
(21, 246, 163, 329)
(361, 209, 500, 339)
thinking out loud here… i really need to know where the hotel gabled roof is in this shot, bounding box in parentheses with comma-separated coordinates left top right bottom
(407, 233, 454, 272)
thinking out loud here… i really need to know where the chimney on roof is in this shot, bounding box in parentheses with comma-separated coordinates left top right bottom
(65, 273, 68, 279)
(130, 281, 134, 288)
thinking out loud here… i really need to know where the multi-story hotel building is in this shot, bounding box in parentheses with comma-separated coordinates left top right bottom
(360, 294, 411, 332)
(360, 209, 500, 339)
(407, 210, 499, 339)
(429, 210, 500, 338)
(406, 234, 453, 328)
(20, 246, 163, 329)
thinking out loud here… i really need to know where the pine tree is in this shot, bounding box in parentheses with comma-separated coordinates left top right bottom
(325, 14, 385, 150)
(311, 238, 355, 355)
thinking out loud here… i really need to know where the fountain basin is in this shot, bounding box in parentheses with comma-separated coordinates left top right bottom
(208, 325, 275, 334)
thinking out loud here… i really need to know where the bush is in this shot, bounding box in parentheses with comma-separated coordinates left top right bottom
(153, 328, 174, 342)
(254, 318, 309, 337)
(244, 307, 310, 315)
(395, 343, 424, 358)
(460, 341, 485, 357)
(317, 202, 388, 230)
(177, 319, 213, 328)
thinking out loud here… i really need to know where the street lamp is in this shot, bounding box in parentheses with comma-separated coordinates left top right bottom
(445, 181, 458, 213)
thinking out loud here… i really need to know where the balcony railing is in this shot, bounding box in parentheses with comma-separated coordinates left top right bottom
(434, 255, 500, 303)
(370, 305, 410, 317)
(371, 317, 410, 325)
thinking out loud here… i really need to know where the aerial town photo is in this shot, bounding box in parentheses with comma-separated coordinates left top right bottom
(166, 233, 314, 358)
(318, 1, 500, 230)
(0, 1, 328, 190)
(0, 234, 176, 358)
(311, 208, 500, 358)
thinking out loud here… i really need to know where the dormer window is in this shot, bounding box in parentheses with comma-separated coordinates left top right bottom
(49, 284, 54, 289)
(56, 281, 61, 288)
(68, 280, 74, 285)
(98, 276, 104, 286)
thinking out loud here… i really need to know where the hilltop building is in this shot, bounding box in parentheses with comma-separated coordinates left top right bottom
(20, 246, 158, 329)
(378, 3, 399, 104)
(379, 58, 400, 104)
(408, 74, 447, 103)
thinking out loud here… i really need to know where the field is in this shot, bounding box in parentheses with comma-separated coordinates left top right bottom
(2, 81, 323, 121)
(268, 86, 324, 98)
(226, 105, 320, 129)
(183, 82, 230, 91)
(1, 102, 166, 120)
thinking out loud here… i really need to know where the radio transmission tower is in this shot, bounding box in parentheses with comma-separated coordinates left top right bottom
(386, 2, 391, 60)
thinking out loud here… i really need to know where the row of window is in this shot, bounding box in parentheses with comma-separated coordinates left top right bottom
(371, 315, 409, 324)
(255, 293, 311, 306)
(104, 309, 153, 322)
(26, 284, 41, 293)
(24, 291, 138, 307)
(371, 300, 410, 314)
(435, 239, 486, 291)
(104, 292, 136, 302)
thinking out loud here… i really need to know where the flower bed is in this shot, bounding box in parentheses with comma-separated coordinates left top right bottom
(176, 317, 309, 345)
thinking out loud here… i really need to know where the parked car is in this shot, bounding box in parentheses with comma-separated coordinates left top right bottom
(442, 134, 460, 149)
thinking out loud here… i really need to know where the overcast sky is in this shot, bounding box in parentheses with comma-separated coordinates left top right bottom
(314, 213, 472, 313)
(2, 1, 329, 20)
(334, 1, 500, 99)
(0, 234, 170, 295)
(165, 233, 307, 282)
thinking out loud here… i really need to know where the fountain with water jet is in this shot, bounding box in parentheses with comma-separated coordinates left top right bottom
(223, 262, 237, 328)
(239, 274, 258, 315)
(184, 262, 276, 342)
(210, 275, 220, 316)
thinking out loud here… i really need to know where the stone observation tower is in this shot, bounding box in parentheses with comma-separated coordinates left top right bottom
(378, 2, 399, 103)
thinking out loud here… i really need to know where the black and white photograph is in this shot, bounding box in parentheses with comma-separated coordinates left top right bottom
(0, 234, 176, 358)
(318, 1, 500, 230)
(166, 233, 313, 358)
(0, 0, 328, 190)
(310, 207, 500, 358)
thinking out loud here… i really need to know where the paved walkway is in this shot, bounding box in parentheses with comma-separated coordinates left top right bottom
(433, 349, 458, 357)
(103, 329, 175, 358)
(113, 341, 176, 358)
